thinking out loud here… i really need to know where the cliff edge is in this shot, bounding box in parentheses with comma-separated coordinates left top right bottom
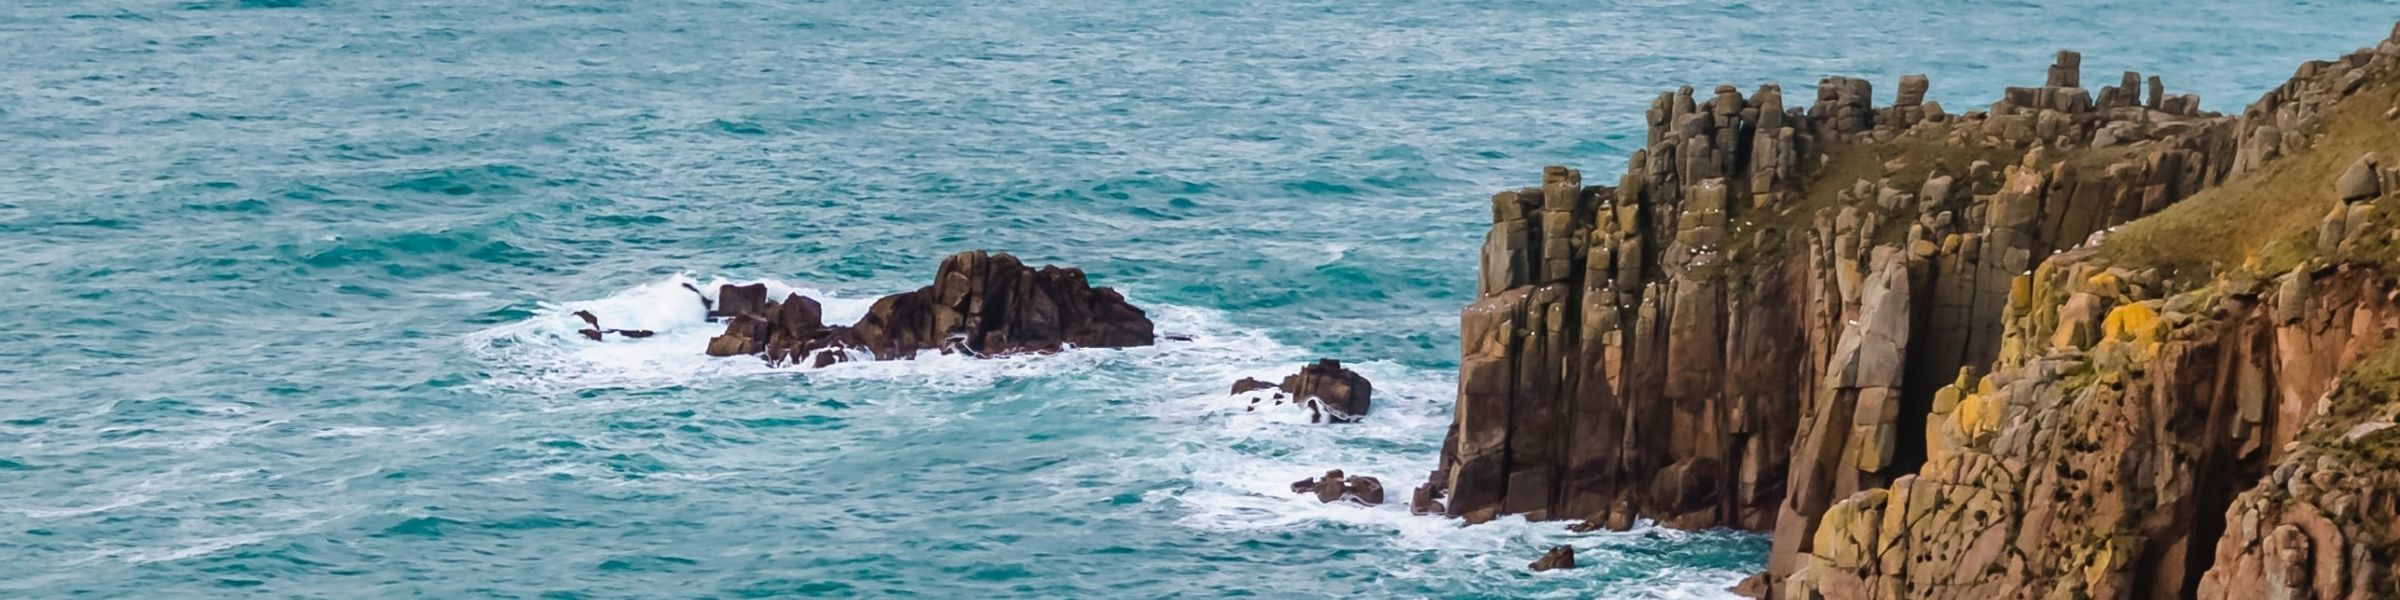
(1425, 22, 2400, 600)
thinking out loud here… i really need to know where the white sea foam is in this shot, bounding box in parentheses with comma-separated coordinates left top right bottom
(463, 273, 881, 392)
(468, 274, 1754, 597)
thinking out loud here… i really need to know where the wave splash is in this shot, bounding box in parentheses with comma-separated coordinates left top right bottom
(465, 274, 1757, 597)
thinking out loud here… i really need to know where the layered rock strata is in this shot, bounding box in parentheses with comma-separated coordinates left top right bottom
(1429, 21, 2400, 600)
(703, 250, 1154, 365)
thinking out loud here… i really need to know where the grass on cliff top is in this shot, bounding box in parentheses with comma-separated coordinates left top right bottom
(1704, 131, 2137, 280)
(1701, 135, 2019, 280)
(2096, 79, 2400, 279)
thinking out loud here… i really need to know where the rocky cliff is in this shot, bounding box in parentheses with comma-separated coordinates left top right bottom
(1425, 22, 2400, 600)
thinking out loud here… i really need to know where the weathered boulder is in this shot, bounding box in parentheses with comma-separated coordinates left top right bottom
(1284, 359, 1373, 421)
(2336, 152, 2381, 201)
(1528, 545, 1576, 572)
(1346, 475, 1386, 505)
(1227, 359, 1375, 423)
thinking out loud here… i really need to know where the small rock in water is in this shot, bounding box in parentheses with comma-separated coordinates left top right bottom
(1312, 470, 1347, 503)
(1221, 359, 1374, 422)
(1528, 545, 1575, 572)
(1344, 475, 1384, 505)
(1230, 377, 1278, 395)
(1409, 484, 1444, 515)
(1291, 469, 1383, 505)
(570, 309, 651, 341)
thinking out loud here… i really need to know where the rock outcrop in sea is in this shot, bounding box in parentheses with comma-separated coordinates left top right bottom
(1423, 22, 2400, 600)
(702, 250, 1155, 366)
(1230, 358, 1376, 423)
(1291, 469, 1386, 506)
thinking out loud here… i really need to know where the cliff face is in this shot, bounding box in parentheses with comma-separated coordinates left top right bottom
(1429, 22, 2400, 600)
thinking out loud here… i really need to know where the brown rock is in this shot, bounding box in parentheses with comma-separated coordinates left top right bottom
(1282, 358, 1373, 422)
(1730, 572, 1770, 599)
(1410, 484, 1444, 515)
(1230, 377, 1278, 395)
(1290, 477, 1318, 495)
(1528, 545, 1575, 572)
(714, 283, 769, 319)
(2335, 152, 2381, 201)
(1227, 359, 1375, 422)
(1345, 475, 1386, 505)
(1313, 470, 1347, 503)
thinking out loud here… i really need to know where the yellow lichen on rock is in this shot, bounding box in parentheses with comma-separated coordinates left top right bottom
(1811, 489, 1889, 569)
(2100, 300, 2163, 356)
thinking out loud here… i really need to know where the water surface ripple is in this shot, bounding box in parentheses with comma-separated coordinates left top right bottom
(2, 1, 2390, 597)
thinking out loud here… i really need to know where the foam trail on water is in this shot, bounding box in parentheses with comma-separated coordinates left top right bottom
(1127, 357, 1758, 598)
(463, 274, 881, 392)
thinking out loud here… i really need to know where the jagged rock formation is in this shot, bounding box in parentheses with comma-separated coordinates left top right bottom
(1230, 359, 1376, 423)
(1433, 44, 2237, 530)
(703, 251, 1154, 365)
(1430, 21, 2400, 600)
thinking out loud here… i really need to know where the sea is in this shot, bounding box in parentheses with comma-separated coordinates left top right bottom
(2, 1, 2391, 597)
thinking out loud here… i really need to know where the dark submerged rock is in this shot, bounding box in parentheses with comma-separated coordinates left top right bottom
(572, 309, 655, 341)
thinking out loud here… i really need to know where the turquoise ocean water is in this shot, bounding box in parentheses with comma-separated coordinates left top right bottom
(2, 1, 2392, 597)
